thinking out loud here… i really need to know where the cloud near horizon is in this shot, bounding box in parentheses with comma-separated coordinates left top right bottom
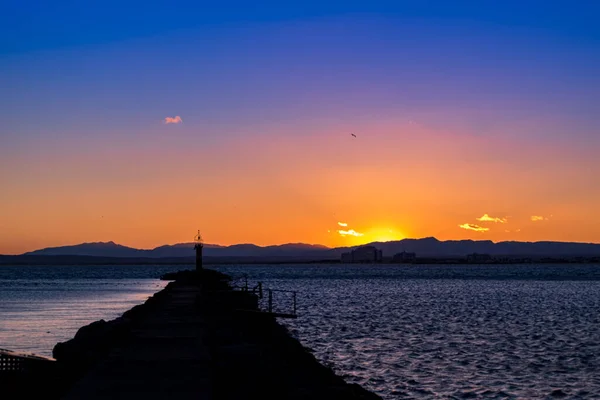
(476, 214, 507, 223)
(337, 222, 348, 227)
(459, 223, 489, 232)
(164, 116, 182, 124)
(337, 229, 364, 237)
(531, 215, 547, 221)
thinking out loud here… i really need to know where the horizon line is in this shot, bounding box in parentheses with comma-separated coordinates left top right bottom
(5, 236, 600, 256)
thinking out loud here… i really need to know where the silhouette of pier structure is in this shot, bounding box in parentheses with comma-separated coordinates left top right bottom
(53, 269, 378, 399)
(229, 274, 297, 319)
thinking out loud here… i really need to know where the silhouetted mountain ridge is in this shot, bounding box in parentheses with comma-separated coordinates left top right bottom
(23, 241, 331, 258)
(17, 238, 600, 259)
(23, 241, 144, 257)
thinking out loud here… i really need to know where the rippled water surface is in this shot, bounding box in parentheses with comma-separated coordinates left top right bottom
(2, 264, 600, 399)
(216, 264, 600, 399)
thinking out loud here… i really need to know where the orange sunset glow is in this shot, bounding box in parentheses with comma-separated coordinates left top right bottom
(2, 116, 598, 254)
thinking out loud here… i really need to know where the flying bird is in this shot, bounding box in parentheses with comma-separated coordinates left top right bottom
(351, 133, 356, 138)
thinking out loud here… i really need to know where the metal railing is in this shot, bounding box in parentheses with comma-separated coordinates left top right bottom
(0, 349, 55, 372)
(266, 289, 297, 316)
(229, 274, 249, 291)
(229, 275, 297, 318)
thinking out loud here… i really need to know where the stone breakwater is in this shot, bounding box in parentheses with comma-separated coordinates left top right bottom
(39, 269, 380, 399)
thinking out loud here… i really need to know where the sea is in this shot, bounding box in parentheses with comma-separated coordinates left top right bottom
(1, 263, 600, 399)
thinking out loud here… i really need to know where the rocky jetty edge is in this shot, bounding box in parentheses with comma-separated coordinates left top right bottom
(11, 269, 381, 399)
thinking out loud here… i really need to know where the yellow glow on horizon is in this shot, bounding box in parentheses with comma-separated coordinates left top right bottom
(369, 228, 405, 243)
(337, 227, 406, 245)
(371, 235, 401, 243)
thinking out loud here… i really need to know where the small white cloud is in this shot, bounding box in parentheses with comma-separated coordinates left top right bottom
(337, 222, 348, 227)
(164, 116, 182, 124)
(459, 223, 489, 232)
(531, 216, 547, 222)
(337, 229, 364, 237)
(477, 214, 507, 224)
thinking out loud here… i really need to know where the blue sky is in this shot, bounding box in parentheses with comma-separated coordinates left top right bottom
(2, 1, 600, 54)
(3, 1, 599, 149)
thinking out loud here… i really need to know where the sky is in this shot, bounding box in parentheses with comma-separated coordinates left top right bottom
(1, 1, 600, 254)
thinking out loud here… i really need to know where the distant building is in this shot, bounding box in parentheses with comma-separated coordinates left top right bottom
(341, 246, 383, 263)
(392, 251, 417, 263)
(466, 253, 492, 263)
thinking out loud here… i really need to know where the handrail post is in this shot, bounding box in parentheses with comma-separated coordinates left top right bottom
(258, 282, 263, 299)
(268, 289, 273, 313)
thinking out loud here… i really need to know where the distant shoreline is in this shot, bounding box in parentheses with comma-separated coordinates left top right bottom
(1, 255, 599, 266)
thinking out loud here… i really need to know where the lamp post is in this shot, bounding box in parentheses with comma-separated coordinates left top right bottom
(194, 230, 203, 271)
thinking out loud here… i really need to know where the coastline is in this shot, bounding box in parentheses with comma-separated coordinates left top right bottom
(2, 255, 600, 265)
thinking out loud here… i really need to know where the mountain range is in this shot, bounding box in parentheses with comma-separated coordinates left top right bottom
(4, 237, 600, 262)
(20, 241, 331, 259)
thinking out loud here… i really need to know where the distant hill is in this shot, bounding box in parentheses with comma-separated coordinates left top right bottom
(23, 241, 144, 258)
(8, 237, 600, 264)
(23, 241, 331, 259)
